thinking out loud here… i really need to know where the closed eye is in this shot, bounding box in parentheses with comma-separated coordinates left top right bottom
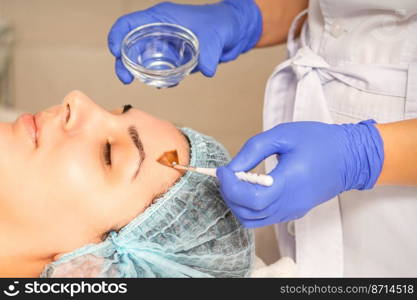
(102, 104, 132, 169)
(103, 141, 112, 166)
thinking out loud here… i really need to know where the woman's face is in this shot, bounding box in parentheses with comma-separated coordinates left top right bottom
(0, 90, 189, 275)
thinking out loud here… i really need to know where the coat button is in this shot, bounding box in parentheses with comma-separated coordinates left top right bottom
(330, 19, 345, 38)
(287, 221, 295, 237)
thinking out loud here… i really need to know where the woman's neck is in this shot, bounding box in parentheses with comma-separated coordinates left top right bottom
(0, 226, 51, 277)
(0, 256, 47, 277)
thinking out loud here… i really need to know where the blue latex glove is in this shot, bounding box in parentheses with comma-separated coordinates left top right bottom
(216, 120, 384, 228)
(108, 0, 262, 84)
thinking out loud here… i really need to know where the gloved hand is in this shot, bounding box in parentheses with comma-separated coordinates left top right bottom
(108, 0, 262, 84)
(217, 120, 384, 228)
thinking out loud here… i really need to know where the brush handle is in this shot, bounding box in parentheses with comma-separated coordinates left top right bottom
(234, 171, 274, 187)
(194, 167, 274, 187)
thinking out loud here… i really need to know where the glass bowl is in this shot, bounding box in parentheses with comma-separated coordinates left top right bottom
(121, 23, 199, 88)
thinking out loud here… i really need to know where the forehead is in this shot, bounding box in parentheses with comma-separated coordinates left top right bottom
(125, 108, 160, 122)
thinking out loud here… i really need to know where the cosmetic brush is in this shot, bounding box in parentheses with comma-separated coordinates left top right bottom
(157, 150, 274, 187)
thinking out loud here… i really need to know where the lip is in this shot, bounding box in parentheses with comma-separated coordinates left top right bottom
(19, 113, 38, 146)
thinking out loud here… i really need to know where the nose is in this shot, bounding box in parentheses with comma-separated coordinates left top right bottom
(61, 90, 112, 132)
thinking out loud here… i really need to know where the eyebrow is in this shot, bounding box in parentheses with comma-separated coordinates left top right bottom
(128, 125, 145, 182)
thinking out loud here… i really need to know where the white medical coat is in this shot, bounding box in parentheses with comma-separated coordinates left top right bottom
(263, 0, 417, 276)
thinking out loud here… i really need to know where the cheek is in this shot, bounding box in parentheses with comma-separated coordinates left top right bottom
(31, 142, 109, 224)
(40, 142, 137, 224)
(30, 146, 119, 251)
(42, 145, 98, 191)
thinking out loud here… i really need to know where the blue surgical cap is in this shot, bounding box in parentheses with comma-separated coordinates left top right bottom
(41, 128, 254, 278)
